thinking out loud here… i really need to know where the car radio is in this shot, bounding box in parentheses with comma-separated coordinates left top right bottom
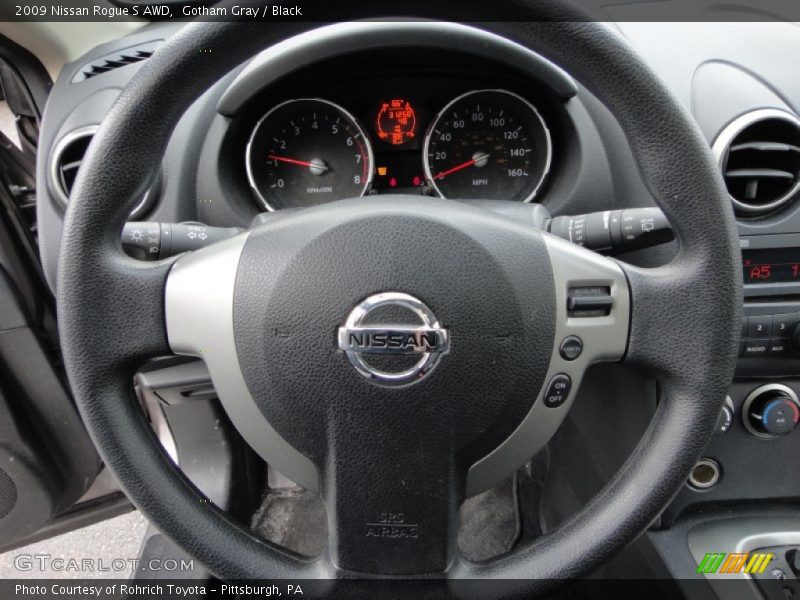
(740, 233, 800, 374)
(743, 247, 800, 284)
(741, 233, 800, 297)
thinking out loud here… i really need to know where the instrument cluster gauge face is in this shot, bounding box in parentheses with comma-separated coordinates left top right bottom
(246, 98, 374, 210)
(424, 89, 552, 202)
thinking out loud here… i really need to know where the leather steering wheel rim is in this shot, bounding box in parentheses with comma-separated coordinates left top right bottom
(57, 3, 742, 592)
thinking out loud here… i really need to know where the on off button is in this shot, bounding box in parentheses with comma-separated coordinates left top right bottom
(544, 373, 572, 408)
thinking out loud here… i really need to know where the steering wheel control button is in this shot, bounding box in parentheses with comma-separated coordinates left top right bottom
(559, 336, 583, 361)
(567, 286, 612, 317)
(743, 384, 800, 438)
(338, 292, 450, 386)
(543, 374, 572, 408)
(748, 315, 772, 338)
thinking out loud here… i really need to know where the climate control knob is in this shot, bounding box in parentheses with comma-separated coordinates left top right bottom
(743, 384, 800, 438)
(760, 398, 800, 435)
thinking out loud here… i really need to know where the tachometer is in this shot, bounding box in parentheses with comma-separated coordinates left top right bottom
(246, 98, 374, 210)
(423, 89, 551, 202)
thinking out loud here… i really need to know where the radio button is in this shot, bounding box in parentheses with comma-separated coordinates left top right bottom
(767, 339, 790, 356)
(748, 316, 772, 338)
(792, 323, 800, 355)
(772, 314, 796, 338)
(741, 317, 749, 338)
(741, 340, 769, 357)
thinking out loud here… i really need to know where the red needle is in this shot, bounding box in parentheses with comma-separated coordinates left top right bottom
(434, 158, 477, 180)
(268, 154, 319, 169)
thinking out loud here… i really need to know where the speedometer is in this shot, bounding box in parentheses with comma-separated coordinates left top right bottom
(246, 98, 374, 210)
(423, 89, 552, 202)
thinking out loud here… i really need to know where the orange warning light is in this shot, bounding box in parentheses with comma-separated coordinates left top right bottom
(377, 166, 388, 176)
(376, 99, 416, 145)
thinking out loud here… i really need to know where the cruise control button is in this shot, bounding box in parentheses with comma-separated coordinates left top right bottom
(748, 316, 772, 338)
(567, 286, 613, 317)
(559, 336, 583, 361)
(543, 374, 572, 408)
(772, 314, 796, 338)
(740, 340, 769, 357)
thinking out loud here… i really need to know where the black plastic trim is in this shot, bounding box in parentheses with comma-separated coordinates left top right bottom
(217, 21, 578, 117)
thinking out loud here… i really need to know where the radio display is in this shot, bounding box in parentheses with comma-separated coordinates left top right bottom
(743, 247, 800, 284)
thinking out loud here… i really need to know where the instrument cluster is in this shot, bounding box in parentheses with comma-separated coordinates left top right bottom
(245, 89, 553, 211)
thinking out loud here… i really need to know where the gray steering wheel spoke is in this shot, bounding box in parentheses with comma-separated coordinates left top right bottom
(165, 232, 321, 492)
(466, 234, 630, 496)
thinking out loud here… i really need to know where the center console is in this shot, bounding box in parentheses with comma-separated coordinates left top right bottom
(652, 232, 800, 598)
(668, 233, 800, 499)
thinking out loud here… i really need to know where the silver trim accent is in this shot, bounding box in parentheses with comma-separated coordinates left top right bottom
(466, 234, 630, 496)
(688, 516, 800, 598)
(687, 458, 721, 490)
(142, 391, 179, 466)
(711, 108, 800, 215)
(423, 89, 553, 204)
(165, 233, 319, 491)
(49, 125, 150, 218)
(719, 395, 735, 433)
(245, 98, 375, 212)
(337, 292, 449, 386)
(741, 382, 800, 439)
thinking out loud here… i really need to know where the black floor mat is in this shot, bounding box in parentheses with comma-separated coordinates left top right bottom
(251, 485, 328, 557)
(457, 475, 520, 561)
(252, 458, 548, 561)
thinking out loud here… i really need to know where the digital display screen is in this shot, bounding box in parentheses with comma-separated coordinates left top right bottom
(743, 247, 800, 284)
(375, 99, 417, 146)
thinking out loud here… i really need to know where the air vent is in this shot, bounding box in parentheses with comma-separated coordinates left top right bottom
(71, 41, 162, 83)
(713, 109, 800, 216)
(49, 126, 152, 218)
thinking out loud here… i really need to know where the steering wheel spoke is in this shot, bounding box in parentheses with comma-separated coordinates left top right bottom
(466, 234, 630, 495)
(322, 418, 462, 574)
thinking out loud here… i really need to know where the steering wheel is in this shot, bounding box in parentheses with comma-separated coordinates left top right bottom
(57, 5, 741, 594)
